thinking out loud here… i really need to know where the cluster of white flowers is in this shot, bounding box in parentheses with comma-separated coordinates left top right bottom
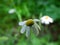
(8, 8, 54, 37)
(19, 16, 53, 37)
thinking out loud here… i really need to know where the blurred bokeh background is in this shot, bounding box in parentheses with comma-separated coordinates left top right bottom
(0, 0, 60, 45)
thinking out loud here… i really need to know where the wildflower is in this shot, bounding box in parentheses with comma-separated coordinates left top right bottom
(8, 9, 16, 14)
(19, 19, 40, 37)
(40, 16, 53, 25)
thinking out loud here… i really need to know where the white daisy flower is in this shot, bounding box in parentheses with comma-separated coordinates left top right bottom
(40, 16, 53, 25)
(8, 9, 16, 14)
(19, 19, 41, 37)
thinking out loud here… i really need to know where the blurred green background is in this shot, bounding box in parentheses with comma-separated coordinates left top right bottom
(0, 0, 60, 45)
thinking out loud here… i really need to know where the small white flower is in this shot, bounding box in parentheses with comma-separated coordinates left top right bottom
(8, 9, 16, 14)
(19, 19, 40, 37)
(40, 16, 53, 25)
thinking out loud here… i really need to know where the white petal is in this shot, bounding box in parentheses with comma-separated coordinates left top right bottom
(40, 16, 53, 25)
(20, 25, 26, 34)
(40, 17, 46, 23)
(40, 16, 46, 20)
(49, 18, 53, 23)
(9, 9, 16, 14)
(19, 21, 26, 26)
(34, 22, 41, 30)
(44, 21, 49, 25)
(41, 19, 45, 23)
(32, 22, 40, 35)
(26, 26, 30, 37)
(33, 19, 39, 22)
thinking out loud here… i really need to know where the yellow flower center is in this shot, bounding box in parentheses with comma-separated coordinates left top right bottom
(45, 16, 49, 20)
(26, 19, 34, 26)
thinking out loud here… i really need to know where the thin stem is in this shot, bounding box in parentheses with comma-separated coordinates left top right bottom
(27, 27, 32, 45)
(11, 0, 22, 22)
(45, 25, 50, 41)
(39, 13, 43, 30)
(15, 9, 22, 21)
(45, 25, 50, 34)
(27, 35, 31, 45)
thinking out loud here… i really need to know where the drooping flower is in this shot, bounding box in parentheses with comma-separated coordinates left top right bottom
(40, 16, 53, 25)
(8, 9, 16, 14)
(19, 19, 40, 37)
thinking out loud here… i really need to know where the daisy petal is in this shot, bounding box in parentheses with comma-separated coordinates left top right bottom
(26, 26, 30, 37)
(19, 21, 26, 26)
(45, 21, 49, 25)
(20, 25, 26, 34)
(32, 22, 40, 36)
(34, 22, 41, 30)
(49, 18, 53, 23)
(40, 16, 53, 25)
(33, 19, 39, 22)
(9, 9, 16, 14)
(41, 20, 45, 23)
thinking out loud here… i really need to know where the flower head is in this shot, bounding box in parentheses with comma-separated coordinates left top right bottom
(26, 19, 34, 26)
(19, 19, 40, 37)
(8, 9, 16, 14)
(40, 16, 53, 25)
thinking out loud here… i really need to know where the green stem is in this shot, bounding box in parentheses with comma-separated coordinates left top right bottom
(45, 25, 48, 33)
(45, 25, 50, 34)
(27, 36, 31, 45)
(15, 9, 22, 21)
(11, 0, 22, 22)
(27, 28, 32, 45)
(39, 13, 42, 30)
(45, 25, 50, 41)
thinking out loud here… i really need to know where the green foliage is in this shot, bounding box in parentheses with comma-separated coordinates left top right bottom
(0, 0, 60, 45)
